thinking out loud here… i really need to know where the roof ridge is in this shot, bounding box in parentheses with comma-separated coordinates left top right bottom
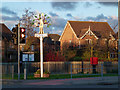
(68, 20, 107, 23)
(2, 23, 12, 33)
(49, 34, 60, 36)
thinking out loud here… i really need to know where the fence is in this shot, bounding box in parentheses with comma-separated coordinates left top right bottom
(1, 61, 118, 79)
(70, 63, 104, 79)
(70, 61, 118, 79)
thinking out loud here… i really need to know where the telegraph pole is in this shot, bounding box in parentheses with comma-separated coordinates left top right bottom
(18, 22, 20, 80)
(118, 0, 120, 76)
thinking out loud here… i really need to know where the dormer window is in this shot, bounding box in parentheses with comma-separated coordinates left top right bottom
(86, 39, 92, 44)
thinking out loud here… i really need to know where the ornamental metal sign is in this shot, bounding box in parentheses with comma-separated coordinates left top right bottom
(35, 33, 48, 37)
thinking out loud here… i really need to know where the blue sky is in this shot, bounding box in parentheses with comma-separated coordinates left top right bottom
(1, 1, 118, 35)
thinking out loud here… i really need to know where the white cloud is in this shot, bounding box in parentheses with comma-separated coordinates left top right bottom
(111, 16, 118, 20)
(4, 21, 18, 30)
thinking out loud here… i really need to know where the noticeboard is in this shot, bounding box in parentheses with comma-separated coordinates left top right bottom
(22, 54, 28, 61)
(22, 54, 34, 61)
(29, 54, 34, 61)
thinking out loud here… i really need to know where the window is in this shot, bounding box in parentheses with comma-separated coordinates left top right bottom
(10, 54, 12, 60)
(11, 45, 14, 48)
(89, 39, 92, 44)
(85, 39, 92, 44)
(109, 40, 113, 45)
(31, 45, 34, 51)
(9, 42, 14, 48)
(52, 39, 54, 41)
(103, 39, 107, 44)
(110, 53, 118, 58)
(22, 46, 24, 51)
(69, 40, 71, 44)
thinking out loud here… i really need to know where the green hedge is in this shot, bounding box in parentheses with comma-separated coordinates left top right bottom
(70, 56, 118, 61)
(70, 56, 82, 61)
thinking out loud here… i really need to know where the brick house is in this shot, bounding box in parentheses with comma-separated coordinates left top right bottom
(20, 34, 60, 62)
(44, 34, 60, 51)
(21, 34, 60, 52)
(59, 21, 117, 52)
(0, 23, 17, 62)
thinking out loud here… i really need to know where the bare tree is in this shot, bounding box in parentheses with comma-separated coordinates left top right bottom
(20, 8, 37, 37)
(109, 21, 118, 33)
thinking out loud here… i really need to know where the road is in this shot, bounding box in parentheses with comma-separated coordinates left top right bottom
(2, 76, 119, 88)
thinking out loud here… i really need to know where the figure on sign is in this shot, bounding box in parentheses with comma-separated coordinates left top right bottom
(39, 14, 44, 34)
(32, 12, 51, 34)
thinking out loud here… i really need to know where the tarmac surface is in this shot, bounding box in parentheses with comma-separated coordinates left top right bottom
(1, 76, 119, 88)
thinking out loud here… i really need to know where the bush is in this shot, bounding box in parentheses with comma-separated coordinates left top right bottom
(62, 49, 77, 61)
(98, 58, 118, 61)
(44, 70, 50, 74)
(34, 69, 40, 74)
(70, 56, 82, 61)
(83, 51, 91, 59)
(44, 51, 65, 61)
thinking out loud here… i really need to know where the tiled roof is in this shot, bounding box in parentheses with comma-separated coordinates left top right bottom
(26, 34, 60, 44)
(68, 21, 115, 39)
(48, 34, 60, 41)
(26, 36, 40, 44)
(78, 28, 88, 37)
(0, 23, 12, 41)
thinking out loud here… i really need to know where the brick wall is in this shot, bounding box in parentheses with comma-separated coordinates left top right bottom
(60, 23, 78, 49)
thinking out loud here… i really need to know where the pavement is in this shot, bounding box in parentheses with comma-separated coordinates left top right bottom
(1, 76, 119, 88)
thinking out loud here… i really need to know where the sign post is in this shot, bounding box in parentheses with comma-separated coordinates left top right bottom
(33, 12, 50, 77)
(35, 33, 48, 77)
(40, 36, 43, 77)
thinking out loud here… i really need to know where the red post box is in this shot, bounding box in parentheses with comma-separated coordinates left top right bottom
(90, 57, 98, 65)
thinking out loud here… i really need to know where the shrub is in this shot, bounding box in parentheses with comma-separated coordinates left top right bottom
(62, 49, 77, 61)
(34, 69, 40, 74)
(44, 70, 50, 74)
(83, 51, 91, 59)
(70, 56, 82, 61)
(44, 51, 65, 62)
(98, 58, 118, 61)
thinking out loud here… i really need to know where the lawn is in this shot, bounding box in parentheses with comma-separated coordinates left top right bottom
(2, 73, 118, 80)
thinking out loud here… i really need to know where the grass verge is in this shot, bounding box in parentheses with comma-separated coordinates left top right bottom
(2, 73, 118, 80)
